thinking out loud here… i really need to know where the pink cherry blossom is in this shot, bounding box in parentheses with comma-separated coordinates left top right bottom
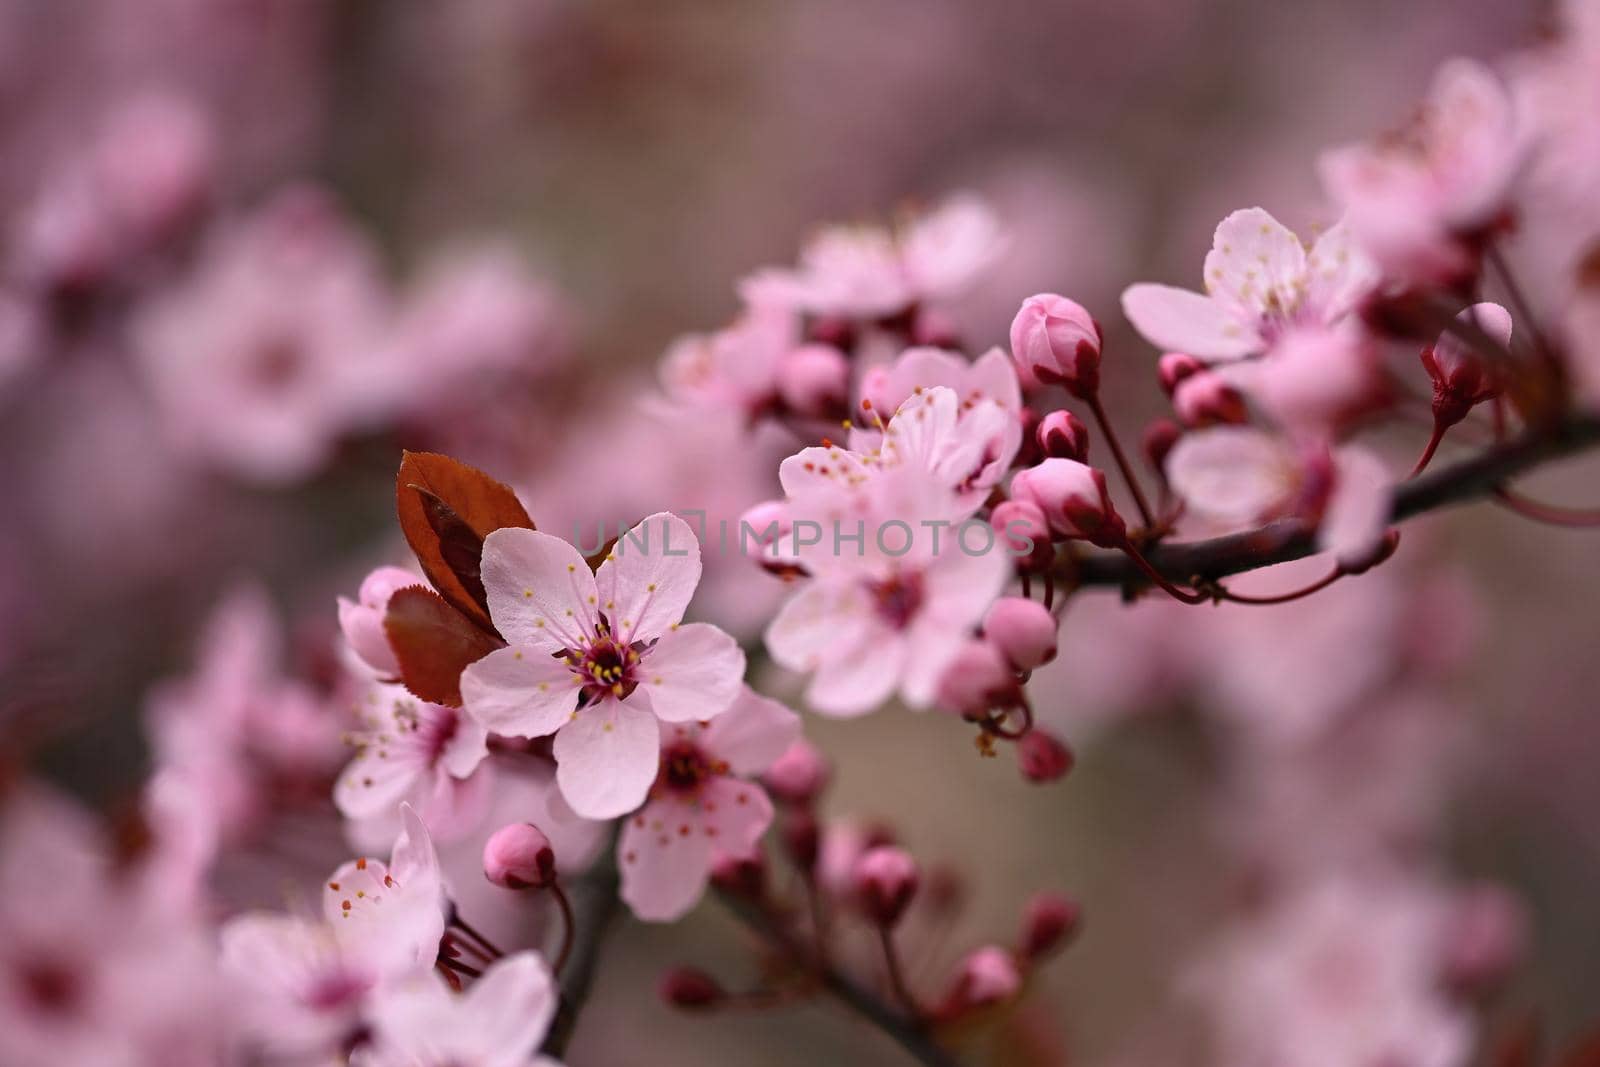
(1121, 208, 1376, 361)
(460, 512, 747, 819)
(132, 186, 393, 484)
(1321, 59, 1522, 285)
(659, 301, 800, 416)
(219, 805, 445, 1055)
(339, 565, 425, 678)
(0, 786, 223, 1067)
(741, 194, 1005, 319)
(1185, 875, 1475, 1067)
(334, 683, 492, 844)
(1213, 324, 1387, 432)
(618, 687, 800, 921)
(356, 952, 562, 1067)
(765, 465, 1011, 716)
(1009, 458, 1125, 546)
(1166, 427, 1392, 565)
(856, 345, 1024, 480)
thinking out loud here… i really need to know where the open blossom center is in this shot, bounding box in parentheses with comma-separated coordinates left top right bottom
(869, 571, 925, 630)
(659, 740, 723, 796)
(20, 958, 83, 1016)
(566, 621, 646, 704)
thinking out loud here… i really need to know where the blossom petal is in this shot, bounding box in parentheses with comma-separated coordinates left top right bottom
(1202, 207, 1308, 322)
(1320, 446, 1393, 565)
(553, 701, 661, 819)
(460, 645, 580, 738)
(1121, 283, 1260, 360)
(618, 797, 716, 922)
(1305, 219, 1379, 321)
(1167, 428, 1298, 524)
(633, 622, 746, 723)
(481, 527, 598, 651)
(595, 512, 702, 645)
(699, 688, 802, 775)
(806, 632, 907, 717)
(765, 579, 873, 672)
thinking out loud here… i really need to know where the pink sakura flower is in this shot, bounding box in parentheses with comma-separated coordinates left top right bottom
(0, 786, 222, 1067)
(334, 683, 492, 844)
(784, 385, 1018, 519)
(619, 687, 800, 921)
(742, 194, 1006, 319)
(355, 952, 562, 1067)
(219, 806, 445, 1056)
(858, 345, 1024, 474)
(339, 565, 425, 678)
(659, 301, 801, 417)
(1121, 208, 1376, 362)
(1185, 875, 1475, 1067)
(145, 585, 344, 846)
(1166, 427, 1392, 565)
(460, 513, 747, 819)
(1213, 323, 1388, 433)
(132, 186, 392, 484)
(1321, 59, 1522, 286)
(765, 464, 1011, 716)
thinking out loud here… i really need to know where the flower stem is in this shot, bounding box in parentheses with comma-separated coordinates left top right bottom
(551, 882, 577, 976)
(877, 925, 922, 1020)
(1491, 485, 1600, 527)
(1115, 537, 1209, 604)
(1086, 394, 1157, 529)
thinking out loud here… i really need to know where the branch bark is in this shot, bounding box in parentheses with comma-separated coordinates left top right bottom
(1062, 414, 1600, 589)
(541, 844, 622, 1057)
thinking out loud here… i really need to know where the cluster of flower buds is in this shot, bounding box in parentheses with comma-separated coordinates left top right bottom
(654, 738, 1080, 1034)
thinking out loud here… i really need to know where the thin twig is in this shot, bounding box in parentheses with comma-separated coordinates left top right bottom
(1087, 394, 1157, 528)
(1059, 414, 1600, 590)
(717, 892, 962, 1067)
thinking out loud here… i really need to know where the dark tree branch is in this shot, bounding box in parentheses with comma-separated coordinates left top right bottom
(717, 892, 963, 1067)
(541, 843, 622, 1057)
(1063, 414, 1600, 589)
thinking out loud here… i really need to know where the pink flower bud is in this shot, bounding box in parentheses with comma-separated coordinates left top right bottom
(709, 853, 767, 899)
(483, 823, 556, 889)
(1017, 891, 1081, 964)
(782, 809, 821, 873)
(982, 597, 1058, 670)
(1036, 409, 1089, 461)
(1173, 370, 1248, 427)
(337, 566, 423, 677)
(1017, 729, 1075, 783)
(1421, 302, 1510, 429)
(762, 739, 831, 805)
(853, 845, 920, 927)
(659, 967, 726, 1010)
(1010, 294, 1103, 399)
(938, 946, 1022, 1018)
(911, 307, 962, 348)
(991, 499, 1054, 572)
(935, 639, 1021, 716)
(1142, 418, 1183, 474)
(1157, 352, 1205, 396)
(1442, 885, 1526, 994)
(1009, 459, 1125, 547)
(777, 343, 850, 417)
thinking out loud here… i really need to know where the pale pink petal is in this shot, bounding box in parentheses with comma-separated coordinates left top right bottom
(632, 622, 746, 723)
(806, 632, 907, 716)
(1305, 219, 1379, 321)
(326, 806, 445, 979)
(898, 626, 968, 708)
(553, 700, 661, 819)
(366, 952, 556, 1067)
(1121, 283, 1260, 360)
(778, 445, 876, 498)
(618, 797, 716, 921)
(440, 713, 491, 779)
(460, 645, 581, 738)
(764, 579, 874, 672)
(1320, 447, 1393, 564)
(480, 527, 598, 651)
(700, 775, 776, 857)
(920, 537, 1011, 627)
(699, 688, 802, 775)
(1167, 428, 1299, 524)
(1202, 207, 1308, 322)
(338, 595, 400, 677)
(333, 740, 423, 821)
(595, 512, 701, 644)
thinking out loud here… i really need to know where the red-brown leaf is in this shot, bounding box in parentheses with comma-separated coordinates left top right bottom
(383, 585, 504, 707)
(396, 451, 535, 632)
